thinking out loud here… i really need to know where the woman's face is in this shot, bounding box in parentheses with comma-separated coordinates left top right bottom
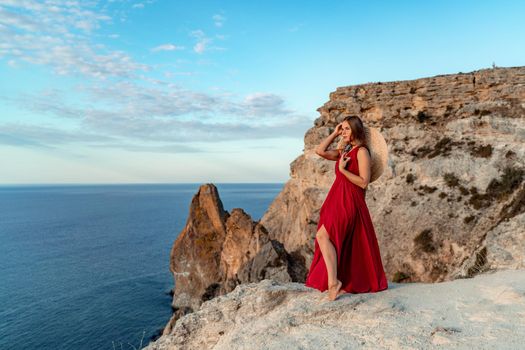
(341, 121, 352, 142)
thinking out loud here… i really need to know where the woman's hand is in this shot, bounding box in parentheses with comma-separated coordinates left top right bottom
(338, 153, 350, 171)
(333, 123, 343, 136)
(339, 148, 370, 189)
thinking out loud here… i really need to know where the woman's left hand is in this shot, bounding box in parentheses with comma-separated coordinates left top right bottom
(338, 154, 350, 171)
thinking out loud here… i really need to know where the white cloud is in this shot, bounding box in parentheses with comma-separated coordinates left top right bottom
(132, 3, 144, 9)
(212, 13, 225, 27)
(193, 41, 208, 54)
(151, 43, 184, 52)
(164, 71, 197, 78)
(190, 29, 205, 38)
(189, 29, 224, 54)
(0, 122, 203, 154)
(2, 82, 313, 148)
(243, 93, 293, 116)
(0, 1, 148, 79)
(0, 1, 311, 155)
(0, 122, 117, 148)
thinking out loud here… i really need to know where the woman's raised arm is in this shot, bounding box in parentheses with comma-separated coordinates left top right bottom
(315, 123, 342, 161)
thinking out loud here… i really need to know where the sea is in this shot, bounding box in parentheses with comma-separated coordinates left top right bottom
(0, 183, 284, 350)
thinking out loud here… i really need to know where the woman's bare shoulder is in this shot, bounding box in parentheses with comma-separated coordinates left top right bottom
(357, 146, 371, 157)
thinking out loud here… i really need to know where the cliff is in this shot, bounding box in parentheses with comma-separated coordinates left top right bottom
(153, 66, 525, 348)
(261, 66, 525, 283)
(146, 269, 525, 349)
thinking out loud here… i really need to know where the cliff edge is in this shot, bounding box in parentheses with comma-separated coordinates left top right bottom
(147, 269, 525, 349)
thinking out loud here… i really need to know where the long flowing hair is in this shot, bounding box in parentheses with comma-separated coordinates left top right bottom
(336, 115, 368, 151)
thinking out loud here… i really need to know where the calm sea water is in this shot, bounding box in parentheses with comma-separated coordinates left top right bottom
(0, 183, 283, 350)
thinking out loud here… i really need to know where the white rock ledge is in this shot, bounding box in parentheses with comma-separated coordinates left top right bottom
(146, 268, 525, 350)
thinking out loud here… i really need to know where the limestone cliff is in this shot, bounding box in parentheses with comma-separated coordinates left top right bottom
(146, 269, 525, 349)
(261, 66, 525, 283)
(159, 66, 525, 346)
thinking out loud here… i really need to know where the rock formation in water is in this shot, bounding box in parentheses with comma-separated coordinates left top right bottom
(261, 66, 525, 283)
(146, 269, 525, 349)
(164, 184, 302, 334)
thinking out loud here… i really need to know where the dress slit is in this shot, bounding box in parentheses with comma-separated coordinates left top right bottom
(305, 145, 388, 294)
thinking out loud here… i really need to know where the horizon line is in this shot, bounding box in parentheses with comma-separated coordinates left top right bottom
(0, 182, 287, 187)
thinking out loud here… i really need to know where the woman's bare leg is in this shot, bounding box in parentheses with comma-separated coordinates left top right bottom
(316, 225, 342, 300)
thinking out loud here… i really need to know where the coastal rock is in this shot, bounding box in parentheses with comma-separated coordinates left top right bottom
(146, 269, 525, 349)
(261, 66, 525, 283)
(168, 184, 228, 314)
(160, 67, 525, 343)
(166, 184, 296, 333)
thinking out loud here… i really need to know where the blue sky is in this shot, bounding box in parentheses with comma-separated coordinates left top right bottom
(1, 0, 524, 184)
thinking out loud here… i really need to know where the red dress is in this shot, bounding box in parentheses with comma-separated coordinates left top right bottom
(305, 145, 388, 294)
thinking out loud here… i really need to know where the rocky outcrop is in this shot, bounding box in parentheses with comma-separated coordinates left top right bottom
(261, 66, 525, 283)
(146, 269, 525, 349)
(159, 67, 525, 346)
(165, 184, 300, 334)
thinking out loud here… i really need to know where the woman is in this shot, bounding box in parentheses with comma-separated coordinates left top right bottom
(305, 115, 388, 301)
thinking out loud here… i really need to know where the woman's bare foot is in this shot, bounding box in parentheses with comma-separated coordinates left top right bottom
(328, 280, 342, 301)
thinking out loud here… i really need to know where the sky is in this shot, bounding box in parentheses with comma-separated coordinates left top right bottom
(1, 0, 524, 184)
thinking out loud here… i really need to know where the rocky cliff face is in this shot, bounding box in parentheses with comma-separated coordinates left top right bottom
(261, 66, 525, 283)
(146, 269, 525, 350)
(159, 66, 525, 343)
